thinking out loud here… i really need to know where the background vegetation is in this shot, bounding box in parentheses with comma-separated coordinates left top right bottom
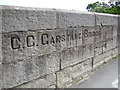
(86, 0, 120, 15)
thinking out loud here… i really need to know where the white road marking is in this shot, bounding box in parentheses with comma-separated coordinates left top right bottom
(112, 79, 118, 88)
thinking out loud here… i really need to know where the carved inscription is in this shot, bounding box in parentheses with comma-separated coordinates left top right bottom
(11, 34, 21, 49)
(10, 29, 101, 50)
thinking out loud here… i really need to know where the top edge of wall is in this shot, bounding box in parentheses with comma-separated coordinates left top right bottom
(0, 5, 94, 15)
(1, 5, 120, 16)
(94, 12, 119, 17)
(0, 5, 92, 15)
(0, 5, 57, 12)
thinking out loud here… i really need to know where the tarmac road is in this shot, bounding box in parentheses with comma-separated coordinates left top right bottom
(71, 58, 118, 88)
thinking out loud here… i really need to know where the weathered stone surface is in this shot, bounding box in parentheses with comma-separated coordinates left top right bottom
(103, 38, 113, 52)
(0, 5, 119, 88)
(2, 28, 83, 63)
(96, 13, 118, 26)
(94, 41, 103, 56)
(16, 73, 56, 88)
(3, 53, 59, 88)
(94, 26, 102, 42)
(113, 26, 118, 37)
(57, 58, 92, 88)
(112, 48, 118, 57)
(118, 16, 120, 36)
(0, 34, 2, 64)
(101, 25, 113, 41)
(2, 6, 57, 32)
(65, 27, 82, 48)
(57, 10, 95, 29)
(93, 50, 113, 68)
(61, 46, 82, 69)
(0, 6, 2, 90)
(82, 43, 94, 61)
(82, 26, 95, 45)
(113, 36, 118, 49)
(0, 64, 2, 90)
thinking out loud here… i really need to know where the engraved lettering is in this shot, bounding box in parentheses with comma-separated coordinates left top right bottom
(11, 34, 21, 49)
(26, 35, 35, 47)
(41, 34, 49, 45)
(56, 35, 61, 43)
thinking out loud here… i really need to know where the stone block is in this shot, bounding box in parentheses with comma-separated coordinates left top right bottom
(57, 58, 92, 88)
(113, 36, 118, 49)
(61, 46, 82, 69)
(113, 26, 118, 37)
(0, 64, 2, 90)
(2, 6, 57, 32)
(118, 16, 120, 36)
(65, 27, 82, 48)
(0, 5, 2, 33)
(83, 43, 94, 60)
(93, 53, 105, 65)
(112, 47, 118, 57)
(57, 10, 95, 29)
(2, 28, 82, 63)
(2, 53, 59, 88)
(93, 50, 113, 68)
(94, 41, 103, 56)
(103, 38, 113, 52)
(94, 26, 102, 42)
(96, 13, 118, 26)
(0, 7, 2, 88)
(101, 25, 113, 41)
(16, 73, 56, 88)
(0, 32, 1, 55)
(82, 26, 95, 45)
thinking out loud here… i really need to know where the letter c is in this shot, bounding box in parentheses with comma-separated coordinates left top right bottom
(11, 34, 21, 49)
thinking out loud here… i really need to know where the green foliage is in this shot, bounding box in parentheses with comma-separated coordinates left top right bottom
(86, 1, 120, 15)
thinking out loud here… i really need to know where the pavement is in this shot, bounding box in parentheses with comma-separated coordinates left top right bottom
(71, 58, 118, 88)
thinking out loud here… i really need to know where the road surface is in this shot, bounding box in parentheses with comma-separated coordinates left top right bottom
(71, 58, 118, 88)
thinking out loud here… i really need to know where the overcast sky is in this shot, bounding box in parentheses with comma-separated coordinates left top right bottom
(0, 0, 109, 11)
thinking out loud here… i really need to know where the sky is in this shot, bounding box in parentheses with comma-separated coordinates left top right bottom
(0, 0, 110, 11)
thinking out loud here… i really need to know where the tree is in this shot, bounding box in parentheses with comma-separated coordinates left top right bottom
(86, 0, 120, 15)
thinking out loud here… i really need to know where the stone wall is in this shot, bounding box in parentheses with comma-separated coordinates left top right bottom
(0, 5, 119, 89)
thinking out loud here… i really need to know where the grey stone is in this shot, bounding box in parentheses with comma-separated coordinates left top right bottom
(3, 53, 59, 88)
(57, 58, 92, 88)
(16, 73, 56, 88)
(2, 6, 57, 32)
(0, 64, 2, 90)
(82, 26, 95, 45)
(93, 53, 105, 67)
(102, 38, 113, 52)
(113, 36, 118, 49)
(0, 5, 119, 88)
(65, 27, 82, 48)
(118, 16, 120, 36)
(96, 13, 118, 26)
(57, 10, 95, 29)
(0, 39, 1, 63)
(112, 47, 118, 57)
(93, 50, 113, 68)
(2, 29, 82, 63)
(61, 46, 82, 69)
(0, 4, 1, 24)
(0, 6, 2, 89)
(82, 43, 94, 61)
(94, 41, 103, 56)
(0, 5, 2, 63)
(113, 26, 118, 37)
(101, 25, 113, 41)
(94, 26, 102, 42)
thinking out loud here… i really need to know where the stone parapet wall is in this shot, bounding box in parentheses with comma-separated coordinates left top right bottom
(0, 5, 119, 89)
